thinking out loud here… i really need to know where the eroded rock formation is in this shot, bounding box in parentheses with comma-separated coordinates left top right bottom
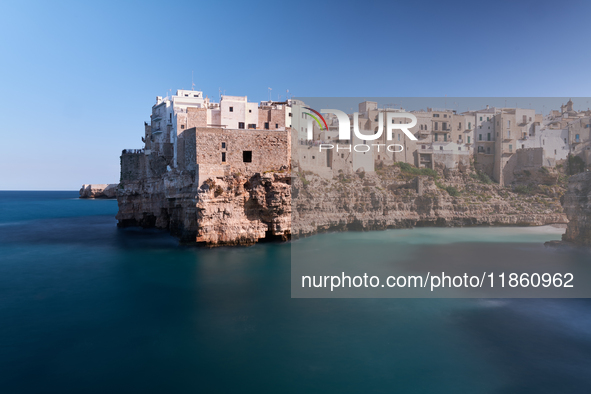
(79, 184, 118, 199)
(116, 171, 290, 246)
(292, 166, 567, 238)
(562, 171, 591, 245)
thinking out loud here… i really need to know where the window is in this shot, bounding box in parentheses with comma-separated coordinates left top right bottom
(248, 124, 256, 129)
(442, 122, 447, 130)
(509, 144, 513, 152)
(434, 122, 438, 131)
(222, 142, 226, 149)
(289, 112, 292, 117)
(264, 122, 269, 130)
(576, 134, 580, 142)
(440, 146, 443, 150)
(238, 122, 245, 129)
(444, 134, 448, 142)
(487, 147, 491, 154)
(181, 125, 185, 129)
(554, 150, 557, 155)
(479, 134, 482, 141)
(507, 130, 511, 139)
(522, 145, 524, 149)
(444, 114, 447, 118)
(487, 133, 491, 141)
(243, 151, 252, 163)
(229, 107, 234, 112)
(312, 156, 315, 159)
(507, 120, 510, 128)
(487, 117, 490, 121)
(275, 124, 279, 128)
(249, 109, 252, 113)
(468, 122, 471, 129)
(480, 117, 483, 121)
(468, 136, 471, 143)
(434, 134, 438, 141)
(458, 147, 461, 151)
(433, 114, 440, 117)
(221, 152, 226, 162)
(458, 122, 461, 130)
(341, 154, 344, 158)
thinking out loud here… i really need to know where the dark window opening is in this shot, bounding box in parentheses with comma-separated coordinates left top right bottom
(248, 109, 252, 113)
(238, 122, 245, 129)
(221, 152, 226, 162)
(248, 124, 256, 129)
(222, 142, 226, 149)
(264, 122, 269, 130)
(275, 123, 279, 128)
(181, 125, 185, 129)
(243, 151, 252, 163)
(229, 107, 233, 112)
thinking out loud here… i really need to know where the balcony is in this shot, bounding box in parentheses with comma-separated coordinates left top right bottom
(152, 114, 162, 121)
(152, 128, 163, 134)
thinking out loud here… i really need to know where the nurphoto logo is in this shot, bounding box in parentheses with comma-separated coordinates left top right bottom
(304, 107, 418, 153)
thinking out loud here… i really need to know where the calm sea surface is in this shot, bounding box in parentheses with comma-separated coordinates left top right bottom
(1, 191, 591, 393)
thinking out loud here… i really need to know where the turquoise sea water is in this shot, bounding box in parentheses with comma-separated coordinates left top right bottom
(1, 191, 591, 393)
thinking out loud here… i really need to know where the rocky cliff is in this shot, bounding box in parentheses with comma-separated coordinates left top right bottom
(116, 171, 290, 246)
(116, 163, 568, 246)
(79, 184, 118, 199)
(561, 171, 591, 245)
(292, 164, 567, 238)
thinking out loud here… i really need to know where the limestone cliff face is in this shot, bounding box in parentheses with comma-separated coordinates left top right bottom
(79, 184, 118, 199)
(116, 171, 290, 246)
(292, 167, 567, 238)
(562, 172, 591, 245)
(116, 164, 568, 246)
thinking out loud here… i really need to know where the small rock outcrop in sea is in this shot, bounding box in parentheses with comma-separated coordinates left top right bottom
(561, 171, 591, 245)
(79, 184, 118, 199)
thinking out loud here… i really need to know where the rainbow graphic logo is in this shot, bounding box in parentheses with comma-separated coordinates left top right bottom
(303, 107, 328, 130)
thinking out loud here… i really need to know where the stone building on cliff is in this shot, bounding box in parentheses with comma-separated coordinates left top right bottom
(117, 90, 293, 245)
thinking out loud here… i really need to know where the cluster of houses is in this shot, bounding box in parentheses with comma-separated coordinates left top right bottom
(121, 90, 591, 187)
(295, 99, 591, 185)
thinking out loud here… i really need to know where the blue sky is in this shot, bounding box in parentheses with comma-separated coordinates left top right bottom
(1, 0, 590, 190)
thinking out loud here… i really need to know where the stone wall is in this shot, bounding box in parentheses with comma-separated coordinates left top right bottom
(187, 107, 207, 128)
(183, 127, 290, 177)
(516, 147, 543, 169)
(258, 108, 286, 130)
(120, 152, 145, 182)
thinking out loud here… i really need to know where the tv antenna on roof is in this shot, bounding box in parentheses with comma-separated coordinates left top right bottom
(192, 71, 195, 91)
(268, 87, 272, 102)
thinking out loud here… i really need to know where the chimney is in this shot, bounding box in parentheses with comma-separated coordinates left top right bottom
(156, 96, 163, 104)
